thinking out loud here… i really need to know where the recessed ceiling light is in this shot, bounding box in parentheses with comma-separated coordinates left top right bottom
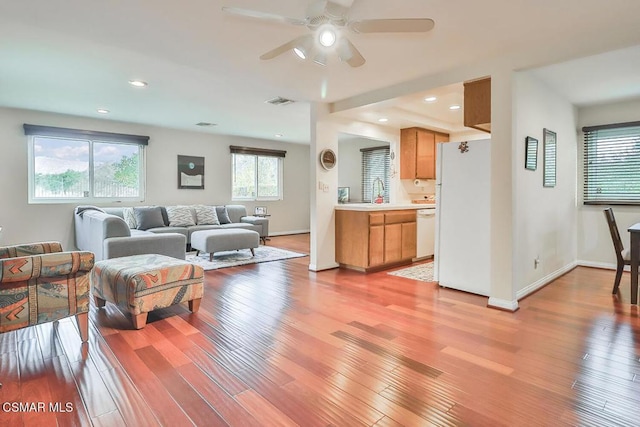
(449, 105, 461, 110)
(275, 133, 283, 138)
(196, 122, 216, 127)
(129, 80, 148, 87)
(424, 96, 437, 102)
(378, 118, 389, 123)
(97, 109, 109, 114)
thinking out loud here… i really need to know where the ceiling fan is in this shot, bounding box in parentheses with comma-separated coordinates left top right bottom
(222, 0, 435, 67)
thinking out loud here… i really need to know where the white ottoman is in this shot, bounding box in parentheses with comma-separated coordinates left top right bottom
(191, 229, 260, 261)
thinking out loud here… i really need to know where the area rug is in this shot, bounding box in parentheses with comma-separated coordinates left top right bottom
(388, 262, 434, 282)
(186, 246, 307, 271)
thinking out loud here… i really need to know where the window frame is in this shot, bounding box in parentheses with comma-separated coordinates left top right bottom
(361, 146, 390, 203)
(230, 145, 286, 202)
(24, 124, 148, 204)
(582, 120, 640, 205)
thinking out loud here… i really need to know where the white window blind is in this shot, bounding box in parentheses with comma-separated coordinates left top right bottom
(583, 121, 640, 204)
(361, 146, 390, 203)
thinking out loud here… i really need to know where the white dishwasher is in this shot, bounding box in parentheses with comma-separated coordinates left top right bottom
(416, 207, 436, 259)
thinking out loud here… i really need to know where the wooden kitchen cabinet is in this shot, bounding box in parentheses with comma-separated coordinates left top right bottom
(370, 213, 385, 266)
(400, 127, 449, 180)
(335, 208, 417, 271)
(464, 77, 491, 133)
(401, 221, 417, 260)
(384, 223, 402, 264)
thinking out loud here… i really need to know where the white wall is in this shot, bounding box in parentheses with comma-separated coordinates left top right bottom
(513, 72, 578, 297)
(578, 98, 640, 268)
(0, 107, 310, 249)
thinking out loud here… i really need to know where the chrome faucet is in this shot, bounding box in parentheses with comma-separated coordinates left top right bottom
(372, 177, 385, 203)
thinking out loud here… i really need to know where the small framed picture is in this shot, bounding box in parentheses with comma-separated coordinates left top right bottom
(338, 187, 350, 203)
(255, 206, 267, 215)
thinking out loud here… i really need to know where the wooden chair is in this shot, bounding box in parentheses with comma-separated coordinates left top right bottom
(603, 208, 631, 294)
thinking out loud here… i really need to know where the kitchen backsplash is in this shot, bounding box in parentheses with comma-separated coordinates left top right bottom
(400, 179, 435, 202)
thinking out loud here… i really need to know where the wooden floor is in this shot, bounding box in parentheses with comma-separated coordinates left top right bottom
(1, 233, 640, 426)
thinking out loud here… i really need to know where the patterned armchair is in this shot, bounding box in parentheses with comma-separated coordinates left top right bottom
(0, 241, 94, 342)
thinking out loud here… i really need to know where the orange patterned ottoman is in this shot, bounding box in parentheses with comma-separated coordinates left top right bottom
(90, 254, 204, 329)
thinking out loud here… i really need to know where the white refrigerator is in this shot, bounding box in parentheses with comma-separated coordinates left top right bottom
(434, 139, 491, 296)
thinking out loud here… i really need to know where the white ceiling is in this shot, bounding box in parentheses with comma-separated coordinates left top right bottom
(1, 0, 640, 144)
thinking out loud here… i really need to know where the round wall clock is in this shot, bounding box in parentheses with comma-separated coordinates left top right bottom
(319, 149, 336, 170)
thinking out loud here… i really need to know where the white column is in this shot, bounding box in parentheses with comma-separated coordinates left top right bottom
(487, 69, 518, 311)
(309, 102, 340, 271)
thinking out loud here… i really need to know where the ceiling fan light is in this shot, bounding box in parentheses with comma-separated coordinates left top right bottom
(293, 47, 306, 59)
(293, 35, 314, 60)
(313, 52, 327, 66)
(319, 28, 336, 47)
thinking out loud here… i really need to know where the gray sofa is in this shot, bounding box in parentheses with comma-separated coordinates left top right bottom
(74, 204, 269, 261)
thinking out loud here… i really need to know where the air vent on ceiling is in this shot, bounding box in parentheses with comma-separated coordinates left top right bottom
(265, 96, 295, 106)
(196, 122, 217, 127)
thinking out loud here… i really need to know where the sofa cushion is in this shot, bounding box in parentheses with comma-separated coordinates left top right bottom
(75, 205, 106, 216)
(194, 205, 219, 225)
(216, 206, 232, 224)
(225, 205, 248, 224)
(134, 207, 165, 231)
(166, 206, 196, 227)
(219, 223, 255, 231)
(146, 226, 189, 239)
(123, 208, 137, 229)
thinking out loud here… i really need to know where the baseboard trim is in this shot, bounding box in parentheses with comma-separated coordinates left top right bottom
(487, 298, 519, 312)
(308, 262, 339, 272)
(269, 229, 310, 237)
(578, 260, 624, 271)
(516, 261, 578, 300)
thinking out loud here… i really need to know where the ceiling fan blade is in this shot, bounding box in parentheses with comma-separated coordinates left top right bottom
(260, 35, 310, 60)
(349, 18, 435, 33)
(337, 38, 365, 67)
(222, 6, 306, 26)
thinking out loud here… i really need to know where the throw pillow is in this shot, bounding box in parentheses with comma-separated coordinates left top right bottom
(194, 205, 219, 225)
(134, 206, 165, 230)
(122, 207, 137, 229)
(166, 206, 196, 227)
(216, 206, 231, 224)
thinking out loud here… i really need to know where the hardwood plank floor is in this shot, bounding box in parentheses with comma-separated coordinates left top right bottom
(1, 233, 640, 426)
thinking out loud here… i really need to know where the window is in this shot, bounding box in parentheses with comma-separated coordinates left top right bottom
(230, 145, 285, 201)
(583, 121, 640, 204)
(361, 146, 390, 203)
(24, 124, 147, 203)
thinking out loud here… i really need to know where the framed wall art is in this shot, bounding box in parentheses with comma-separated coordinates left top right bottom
(543, 129, 557, 187)
(177, 155, 205, 189)
(525, 136, 538, 171)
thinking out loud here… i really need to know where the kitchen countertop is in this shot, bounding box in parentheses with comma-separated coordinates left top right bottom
(335, 203, 434, 211)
